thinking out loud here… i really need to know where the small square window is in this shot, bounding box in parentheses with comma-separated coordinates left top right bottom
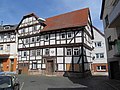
(68, 33, 72, 38)
(61, 33, 65, 38)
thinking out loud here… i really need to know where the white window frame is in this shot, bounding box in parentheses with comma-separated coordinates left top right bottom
(95, 53, 104, 59)
(66, 48, 72, 56)
(94, 41, 102, 47)
(73, 48, 80, 56)
(97, 66, 106, 71)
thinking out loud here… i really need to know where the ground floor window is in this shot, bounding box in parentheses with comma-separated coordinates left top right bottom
(32, 62, 37, 70)
(97, 66, 106, 71)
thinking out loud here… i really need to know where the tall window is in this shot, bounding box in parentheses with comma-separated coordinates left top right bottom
(94, 42, 102, 47)
(95, 53, 104, 59)
(66, 48, 72, 56)
(74, 48, 80, 56)
(30, 50, 36, 56)
(45, 35, 49, 41)
(32, 62, 37, 70)
(107, 36, 112, 50)
(45, 49, 49, 55)
(0, 45, 3, 50)
(7, 45, 10, 51)
(68, 33, 72, 38)
(37, 49, 41, 56)
(23, 51, 27, 57)
(61, 33, 65, 39)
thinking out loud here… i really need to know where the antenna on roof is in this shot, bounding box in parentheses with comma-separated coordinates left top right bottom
(1, 21, 3, 26)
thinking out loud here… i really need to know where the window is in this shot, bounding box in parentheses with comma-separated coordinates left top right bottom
(7, 34, 11, 38)
(7, 45, 10, 51)
(45, 49, 49, 55)
(36, 36, 40, 42)
(107, 36, 112, 50)
(0, 35, 4, 39)
(31, 37, 35, 43)
(30, 50, 36, 56)
(97, 66, 106, 71)
(25, 38, 29, 44)
(105, 15, 109, 27)
(95, 42, 102, 47)
(68, 33, 72, 38)
(37, 49, 41, 56)
(95, 53, 104, 59)
(23, 51, 27, 57)
(45, 35, 49, 40)
(74, 48, 80, 56)
(0, 45, 3, 50)
(66, 48, 72, 56)
(32, 62, 37, 70)
(61, 33, 65, 39)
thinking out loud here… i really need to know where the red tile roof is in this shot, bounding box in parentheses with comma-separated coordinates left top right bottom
(41, 8, 89, 32)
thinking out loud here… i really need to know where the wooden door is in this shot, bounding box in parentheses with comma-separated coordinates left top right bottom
(19, 63, 29, 74)
(46, 60, 54, 75)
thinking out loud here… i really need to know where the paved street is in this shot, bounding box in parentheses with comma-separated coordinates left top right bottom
(17, 75, 119, 90)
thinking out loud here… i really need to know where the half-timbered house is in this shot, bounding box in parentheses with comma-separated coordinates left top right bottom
(0, 25, 17, 72)
(17, 8, 94, 76)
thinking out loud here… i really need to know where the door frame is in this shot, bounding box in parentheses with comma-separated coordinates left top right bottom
(46, 59, 55, 75)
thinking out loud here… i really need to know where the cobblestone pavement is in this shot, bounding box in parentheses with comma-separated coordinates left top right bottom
(18, 75, 117, 90)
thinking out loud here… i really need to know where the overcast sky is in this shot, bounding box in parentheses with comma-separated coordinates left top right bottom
(0, 0, 103, 32)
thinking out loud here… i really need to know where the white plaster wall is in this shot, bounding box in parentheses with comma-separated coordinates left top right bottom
(92, 27, 107, 64)
(57, 57, 63, 63)
(57, 48, 63, 56)
(65, 57, 72, 63)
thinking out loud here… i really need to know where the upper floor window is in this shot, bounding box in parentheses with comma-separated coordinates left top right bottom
(0, 35, 4, 39)
(97, 66, 106, 71)
(66, 48, 72, 56)
(45, 35, 49, 41)
(37, 49, 41, 56)
(30, 50, 36, 56)
(107, 36, 112, 50)
(31, 37, 35, 43)
(68, 33, 72, 38)
(61, 33, 65, 39)
(22, 51, 27, 57)
(36, 36, 40, 42)
(95, 42, 102, 47)
(105, 15, 109, 27)
(7, 45, 10, 51)
(45, 48, 49, 55)
(0, 45, 3, 50)
(74, 48, 80, 56)
(95, 53, 104, 59)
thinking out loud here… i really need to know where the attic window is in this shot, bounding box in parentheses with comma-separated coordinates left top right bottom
(4, 26, 10, 29)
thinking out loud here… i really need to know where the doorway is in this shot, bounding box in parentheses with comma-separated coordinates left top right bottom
(46, 60, 54, 75)
(110, 61, 119, 79)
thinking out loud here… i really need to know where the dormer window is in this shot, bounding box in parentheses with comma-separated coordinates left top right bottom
(4, 26, 10, 29)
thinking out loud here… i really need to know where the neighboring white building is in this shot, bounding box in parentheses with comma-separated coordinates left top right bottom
(92, 26, 108, 75)
(16, 8, 94, 76)
(100, 0, 120, 79)
(0, 25, 17, 72)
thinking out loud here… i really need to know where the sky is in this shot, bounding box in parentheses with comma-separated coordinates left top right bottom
(0, 0, 103, 32)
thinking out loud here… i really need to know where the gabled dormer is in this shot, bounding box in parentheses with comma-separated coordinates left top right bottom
(16, 13, 46, 36)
